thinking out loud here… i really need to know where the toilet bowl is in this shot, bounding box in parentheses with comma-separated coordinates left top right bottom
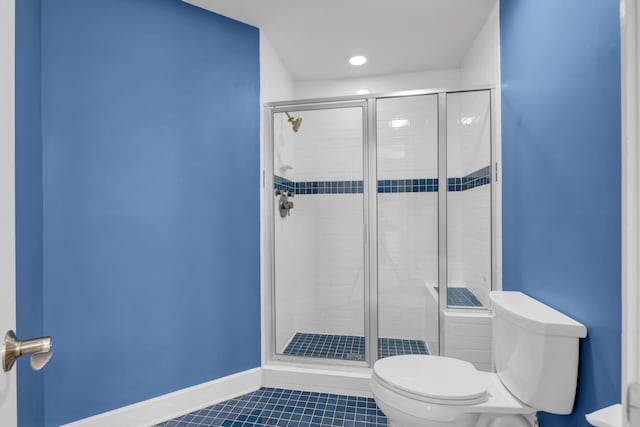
(370, 291, 588, 427)
(370, 355, 487, 427)
(370, 355, 536, 427)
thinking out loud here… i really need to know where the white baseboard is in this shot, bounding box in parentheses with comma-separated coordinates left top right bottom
(62, 367, 262, 427)
(261, 364, 372, 397)
(62, 364, 373, 426)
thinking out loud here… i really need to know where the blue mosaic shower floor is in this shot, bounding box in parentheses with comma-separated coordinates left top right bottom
(155, 387, 388, 427)
(283, 333, 429, 361)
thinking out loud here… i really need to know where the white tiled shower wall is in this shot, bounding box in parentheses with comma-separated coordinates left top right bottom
(442, 311, 493, 372)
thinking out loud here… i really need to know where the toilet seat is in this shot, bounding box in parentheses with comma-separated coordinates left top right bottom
(373, 355, 488, 406)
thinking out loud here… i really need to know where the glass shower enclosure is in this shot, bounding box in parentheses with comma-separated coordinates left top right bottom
(265, 89, 495, 368)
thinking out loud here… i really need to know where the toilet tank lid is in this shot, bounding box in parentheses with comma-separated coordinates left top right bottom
(490, 291, 587, 338)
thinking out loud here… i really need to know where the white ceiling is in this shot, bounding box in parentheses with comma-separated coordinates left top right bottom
(183, 0, 496, 81)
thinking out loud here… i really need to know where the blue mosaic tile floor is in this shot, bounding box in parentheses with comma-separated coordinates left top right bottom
(435, 287, 484, 308)
(283, 333, 429, 361)
(155, 387, 388, 427)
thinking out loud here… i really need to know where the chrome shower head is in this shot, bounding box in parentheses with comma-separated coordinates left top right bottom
(285, 112, 302, 132)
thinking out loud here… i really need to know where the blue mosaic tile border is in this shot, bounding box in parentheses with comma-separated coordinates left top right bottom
(155, 387, 388, 427)
(274, 165, 490, 195)
(435, 287, 484, 307)
(274, 175, 295, 193)
(377, 178, 438, 193)
(297, 180, 364, 195)
(447, 165, 491, 192)
(283, 333, 429, 360)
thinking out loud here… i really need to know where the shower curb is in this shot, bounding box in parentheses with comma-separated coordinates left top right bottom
(261, 364, 372, 398)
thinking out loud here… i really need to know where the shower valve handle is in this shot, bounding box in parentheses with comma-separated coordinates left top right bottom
(278, 195, 294, 218)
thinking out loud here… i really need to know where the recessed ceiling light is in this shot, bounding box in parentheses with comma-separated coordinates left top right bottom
(349, 55, 367, 66)
(356, 89, 369, 95)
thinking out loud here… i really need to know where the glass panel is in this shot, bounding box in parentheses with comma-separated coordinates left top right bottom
(273, 106, 366, 361)
(446, 90, 492, 309)
(377, 95, 439, 358)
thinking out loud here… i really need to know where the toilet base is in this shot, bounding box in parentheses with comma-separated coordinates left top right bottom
(475, 413, 537, 427)
(384, 412, 536, 427)
(376, 397, 479, 427)
(387, 417, 477, 427)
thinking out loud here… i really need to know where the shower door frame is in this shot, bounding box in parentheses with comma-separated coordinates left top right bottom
(264, 86, 499, 369)
(265, 100, 375, 368)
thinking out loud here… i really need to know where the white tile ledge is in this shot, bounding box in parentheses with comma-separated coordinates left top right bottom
(585, 404, 622, 427)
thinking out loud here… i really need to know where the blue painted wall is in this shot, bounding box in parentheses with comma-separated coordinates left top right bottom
(15, 0, 44, 425)
(500, 1, 621, 425)
(37, 0, 260, 425)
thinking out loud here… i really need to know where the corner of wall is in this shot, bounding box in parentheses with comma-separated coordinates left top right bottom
(459, 0, 500, 87)
(259, 31, 295, 104)
(259, 29, 295, 365)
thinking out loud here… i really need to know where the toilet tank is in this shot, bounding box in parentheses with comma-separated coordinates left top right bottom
(490, 291, 587, 415)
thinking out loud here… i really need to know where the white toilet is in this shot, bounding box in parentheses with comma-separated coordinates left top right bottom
(370, 291, 587, 427)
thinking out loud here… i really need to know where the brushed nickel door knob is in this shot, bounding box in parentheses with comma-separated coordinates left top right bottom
(2, 330, 53, 372)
